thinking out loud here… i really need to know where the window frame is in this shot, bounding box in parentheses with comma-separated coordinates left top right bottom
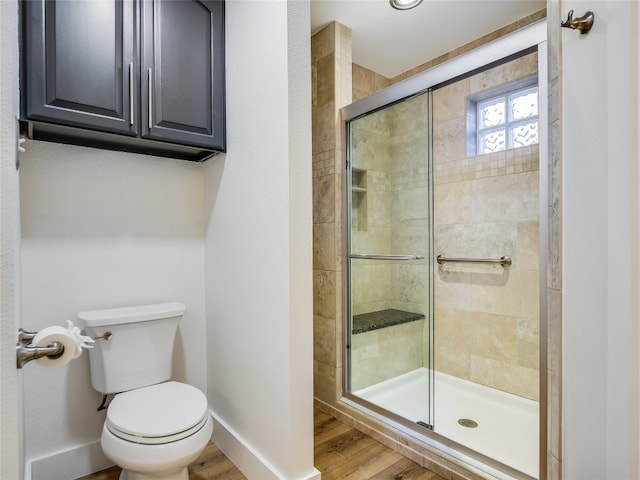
(467, 75, 539, 156)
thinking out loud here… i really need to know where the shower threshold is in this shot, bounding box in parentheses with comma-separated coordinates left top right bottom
(354, 368, 539, 478)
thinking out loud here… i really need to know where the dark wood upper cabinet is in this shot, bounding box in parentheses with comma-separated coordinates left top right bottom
(21, 0, 225, 161)
(142, 0, 225, 150)
(22, 0, 137, 134)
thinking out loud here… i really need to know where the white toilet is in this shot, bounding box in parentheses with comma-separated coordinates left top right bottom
(78, 302, 213, 480)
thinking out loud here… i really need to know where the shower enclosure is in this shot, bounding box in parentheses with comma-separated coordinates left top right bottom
(344, 42, 544, 479)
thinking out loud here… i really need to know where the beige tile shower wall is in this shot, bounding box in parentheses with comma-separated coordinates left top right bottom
(353, 63, 391, 101)
(312, 22, 352, 406)
(350, 111, 396, 316)
(350, 100, 431, 315)
(351, 320, 425, 391)
(433, 53, 540, 401)
(350, 97, 432, 312)
(388, 97, 430, 318)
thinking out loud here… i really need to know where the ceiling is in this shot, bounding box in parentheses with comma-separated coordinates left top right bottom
(310, 0, 545, 78)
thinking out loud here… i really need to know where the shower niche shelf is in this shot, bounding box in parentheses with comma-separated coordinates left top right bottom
(352, 168, 367, 191)
(351, 168, 367, 231)
(352, 308, 425, 334)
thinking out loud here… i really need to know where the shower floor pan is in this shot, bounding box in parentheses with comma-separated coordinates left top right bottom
(355, 368, 538, 478)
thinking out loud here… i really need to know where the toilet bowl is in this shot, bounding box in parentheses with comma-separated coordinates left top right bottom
(78, 303, 212, 480)
(101, 381, 213, 480)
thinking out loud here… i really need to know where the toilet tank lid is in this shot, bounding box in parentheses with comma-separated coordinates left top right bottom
(78, 302, 186, 327)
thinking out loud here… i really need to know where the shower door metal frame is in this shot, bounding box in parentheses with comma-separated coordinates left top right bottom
(340, 19, 548, 480)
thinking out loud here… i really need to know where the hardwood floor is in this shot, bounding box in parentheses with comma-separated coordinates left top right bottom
(313, 409, 444, 480)
(78, 408, 445, 480)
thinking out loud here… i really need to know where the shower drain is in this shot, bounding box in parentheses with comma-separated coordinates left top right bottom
(457, 418, 479, 428)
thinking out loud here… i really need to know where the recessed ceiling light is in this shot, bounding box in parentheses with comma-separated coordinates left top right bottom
(389, 0, 423, 10)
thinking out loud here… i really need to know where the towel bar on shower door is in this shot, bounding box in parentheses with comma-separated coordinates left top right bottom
(350, 254, 424, 260)
(436, 255, 512, 267)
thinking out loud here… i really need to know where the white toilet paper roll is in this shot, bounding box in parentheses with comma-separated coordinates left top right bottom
(31, 326, 78, 368)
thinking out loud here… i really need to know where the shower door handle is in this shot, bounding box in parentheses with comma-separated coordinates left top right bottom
(350, 254, 424, 260)
(436, 255, 512, 267)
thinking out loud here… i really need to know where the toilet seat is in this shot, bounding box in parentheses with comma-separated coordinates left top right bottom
(106, 381, 209, 445)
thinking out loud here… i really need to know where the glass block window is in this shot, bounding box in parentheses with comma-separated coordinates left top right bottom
(476, 85, 539, 155)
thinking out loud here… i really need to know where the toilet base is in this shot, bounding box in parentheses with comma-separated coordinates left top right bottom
(102, 411, 213, 480)
(119, 466, 188, 480)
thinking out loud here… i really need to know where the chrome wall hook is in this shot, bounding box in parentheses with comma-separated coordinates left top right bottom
(561, 10, 595, 35)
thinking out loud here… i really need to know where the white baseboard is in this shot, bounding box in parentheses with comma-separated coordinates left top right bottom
(300, 468, 322, 480)
(26, 440, 113, 480)
(210, 410, 321, 480)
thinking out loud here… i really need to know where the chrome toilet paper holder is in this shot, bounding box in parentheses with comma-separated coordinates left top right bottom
(16, 328, 65, 369)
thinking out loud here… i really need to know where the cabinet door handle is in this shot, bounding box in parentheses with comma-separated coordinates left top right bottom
(129, 63, 134, 126)
(148, 68, 153, 130)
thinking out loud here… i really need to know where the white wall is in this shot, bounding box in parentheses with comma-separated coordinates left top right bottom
(204, 1, 317, 479)
(0, 1, 22, 479)
(19, 142, 207, 478)
(562, 0, 640, 478)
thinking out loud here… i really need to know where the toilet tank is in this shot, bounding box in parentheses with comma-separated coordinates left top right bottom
(78, 303, 186, 394)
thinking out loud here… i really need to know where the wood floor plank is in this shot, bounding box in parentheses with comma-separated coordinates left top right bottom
(190, 461, 247, 480)
(77, 466, 120, 480)
(342, 448, 405, 480)
(77, 408, 442, 480)
(189, 442, 228, 469)
(188, 443, 247, 479)
(314, 414, 353, 444)
(319, 433, 399, 480)
(315, 426, 368, 457)
(369, 456, 444, 480)
(314, 408, 334, 425)
(314, 430, 358, 472)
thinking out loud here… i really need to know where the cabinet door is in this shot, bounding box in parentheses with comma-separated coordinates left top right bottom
(23, 0, 138, 135)
(141, 0, 225, 151)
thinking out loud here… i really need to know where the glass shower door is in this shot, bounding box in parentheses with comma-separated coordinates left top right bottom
(346, 92, 434, 430)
